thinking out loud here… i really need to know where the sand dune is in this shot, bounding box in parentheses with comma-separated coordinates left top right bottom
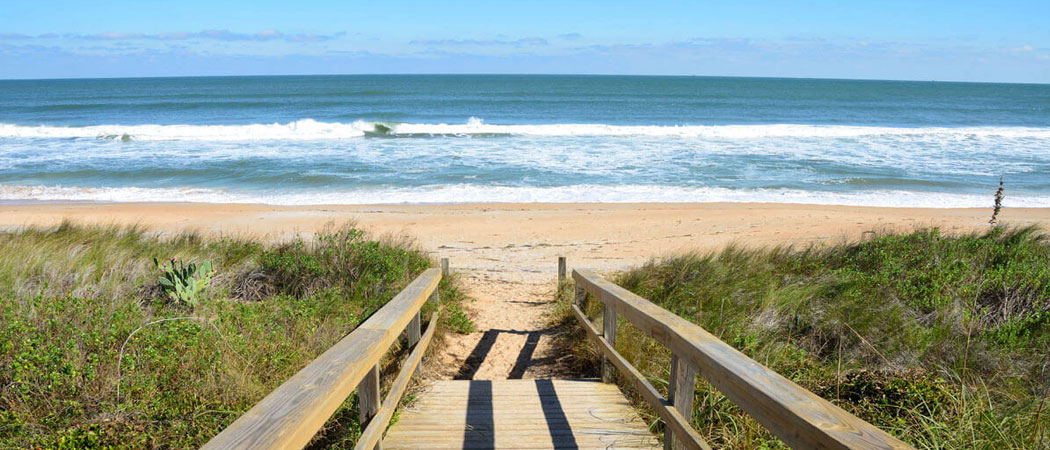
(2, 201, 1046, 378)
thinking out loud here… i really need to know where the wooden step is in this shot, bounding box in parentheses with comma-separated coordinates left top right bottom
(382, 379, 659, 449)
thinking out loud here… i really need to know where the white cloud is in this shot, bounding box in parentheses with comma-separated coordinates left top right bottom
(409, 37, 549, 47)
(5, 29, 345, 43)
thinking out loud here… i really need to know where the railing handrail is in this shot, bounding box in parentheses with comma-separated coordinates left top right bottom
(572, 268, 913, 450)
(202, 267, 443, 450)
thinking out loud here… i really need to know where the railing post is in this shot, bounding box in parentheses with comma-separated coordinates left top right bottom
(558, 256, 566, 284)
(358, 364, 382, 450)
(405, 312, 421, 348)
(602, 300, 617, 383)
(406, 311, 422, 377)
(411, 267, 443, 377)
(574, 283, 585, 309)
(665, 354, 698, 450)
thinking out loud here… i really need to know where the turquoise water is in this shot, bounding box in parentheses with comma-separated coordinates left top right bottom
(0, 75, 1048, 206)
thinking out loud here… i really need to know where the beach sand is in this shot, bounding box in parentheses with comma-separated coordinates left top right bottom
(3, 202, 1047, 379)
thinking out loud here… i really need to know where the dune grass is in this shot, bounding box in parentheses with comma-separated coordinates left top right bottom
(0, 222, 472, 449)
(556, 226, 1050, 449)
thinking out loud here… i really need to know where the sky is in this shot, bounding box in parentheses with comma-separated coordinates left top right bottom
(1, 0, 1048, 82)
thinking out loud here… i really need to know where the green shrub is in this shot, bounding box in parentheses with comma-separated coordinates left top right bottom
(445, 303, 476, 334)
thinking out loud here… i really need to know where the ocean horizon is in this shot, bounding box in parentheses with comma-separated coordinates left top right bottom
(2, 74, 1048, 207)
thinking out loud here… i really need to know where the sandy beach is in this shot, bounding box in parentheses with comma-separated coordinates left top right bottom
(2, 202, 1046, 272)
(4, 201, 1047, 379)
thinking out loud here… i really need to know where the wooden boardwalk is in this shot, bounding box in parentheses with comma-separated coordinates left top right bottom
(383, 379, 659, 449)
(203, 260, 911, 450)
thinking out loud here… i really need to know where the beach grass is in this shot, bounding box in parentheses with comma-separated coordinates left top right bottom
(0, 222, 472, 449)
(555, 226, 1050, 449)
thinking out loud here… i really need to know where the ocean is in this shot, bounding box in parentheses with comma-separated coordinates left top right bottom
(0, 74, 1048, 207)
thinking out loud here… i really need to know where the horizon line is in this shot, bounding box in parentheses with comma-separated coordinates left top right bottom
(2, 72, 1048, 86)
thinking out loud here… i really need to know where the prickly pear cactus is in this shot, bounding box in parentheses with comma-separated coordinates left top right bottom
(154, 257, 215, 307)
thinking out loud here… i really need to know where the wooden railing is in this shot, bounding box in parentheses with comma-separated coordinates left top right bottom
(202, 263, 446, 450)
(571, 268, 913, 450)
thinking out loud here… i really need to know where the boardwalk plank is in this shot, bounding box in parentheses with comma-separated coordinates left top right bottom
(383, 379, 659, 449)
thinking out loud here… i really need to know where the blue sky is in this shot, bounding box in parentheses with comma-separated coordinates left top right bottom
(1, 0, 1048, 82)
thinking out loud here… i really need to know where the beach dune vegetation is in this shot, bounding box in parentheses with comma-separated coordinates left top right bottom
(558, 226, 1050, 449)
(0, 221, 471, 449)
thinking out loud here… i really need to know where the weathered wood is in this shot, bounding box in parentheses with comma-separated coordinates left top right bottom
(355, 312, 439, 450)
(440, 258, 449, 277)
(357, 365, 381, 450)
(557, 256, 567, 284)
(422, 378, 621, 388)
(666, 354, 698, 450)
(385, 433, 653, 447)
(428, 288, 440, 304)
(403, 312, 421, 348)
(573, 269, 913, 450)
(383, 379, 660, 449)
(572, 304, 712, 450)
(574, 283, 585, 309)
(602, 300, 618, 383)
(418, 288, 438, 377)
(201, 268, 441, 450)
(403, 300, 421, 351)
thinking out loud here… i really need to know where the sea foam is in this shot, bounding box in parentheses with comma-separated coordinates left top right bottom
(1, 184, 1048, 208)
(2, 119, 1050, 141)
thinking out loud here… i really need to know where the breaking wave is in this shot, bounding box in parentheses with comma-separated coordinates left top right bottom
(2, 118, 1049, 141)
(2, 184, 1048, 208)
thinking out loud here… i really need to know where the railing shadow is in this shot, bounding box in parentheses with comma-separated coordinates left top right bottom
(536, 379, 579, 450)
(454, 329, 499, 380)
(453, 327, 559, 380)
(460, 378, 580, 449)
(455, 326, 580, 449)
(464, 380, 494, 448)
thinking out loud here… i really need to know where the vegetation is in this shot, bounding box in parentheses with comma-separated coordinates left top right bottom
(154, 257, 214, 307)
(0, 222, 472, 449)
(556, 226, 1050, 449)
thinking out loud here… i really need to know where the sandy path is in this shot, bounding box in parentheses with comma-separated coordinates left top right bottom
(432, 273, 570, 379)
(2, 202, 1047, 379)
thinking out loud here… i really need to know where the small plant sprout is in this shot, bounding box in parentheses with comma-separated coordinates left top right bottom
(153, 257, 215, 308)
(989, 176, 1004, 226)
